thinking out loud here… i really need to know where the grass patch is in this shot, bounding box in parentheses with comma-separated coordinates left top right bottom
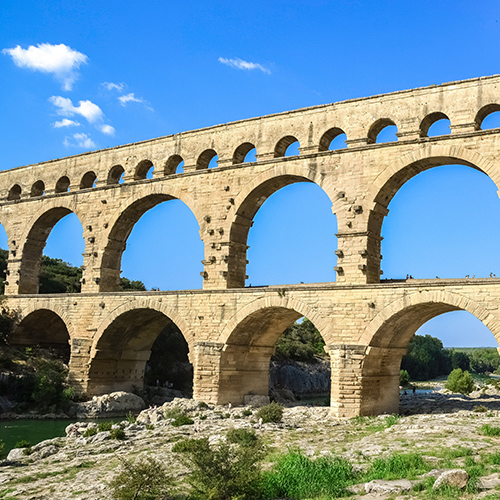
(262, 449, 354, 499)
(364, 453, 430, 481)
(481, 424, 500, 436)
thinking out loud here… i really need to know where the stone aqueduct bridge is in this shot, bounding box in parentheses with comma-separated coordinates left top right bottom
(3, 75, 500, 417)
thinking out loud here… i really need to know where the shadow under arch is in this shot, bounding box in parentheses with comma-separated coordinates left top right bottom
(217, 295, 330, 405)
(11, 308, 71, 363)
(87, 303, 193, 395)
(99, 187, 202, 292)
(17, 203, 86, 294)
(364, 146, 500, 282)
(226, 164, 337, 288)
(358, 290, 500, 416)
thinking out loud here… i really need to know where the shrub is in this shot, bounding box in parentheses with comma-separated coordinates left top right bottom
(473, 405, 488, 413)
(198, 401, 208, 409)
(226, 428, 258, 447)
(110, 428, 126, 440)
(400, 369, 410, 386)
(256, 402, 283, 424)
(241, 409, 252, 417)
(445, 368, 475, 395)
(174, 435, 264, 500)
(98, 421, 114, 432)
(171, 414, 194, 427)
(83, 427, 97, 437)
(126, 411, 136, 424)
(262, 450, 354, 499)
(14, 439, 31, 449)
(109, 456, 172, 500)
(385, 414, 400, 428)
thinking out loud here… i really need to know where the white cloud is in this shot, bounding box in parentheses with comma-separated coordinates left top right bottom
(101, 81, 125, 92)
(64, 133, 95, 148)
(98, 124, 115, 135)
(218, 57, 270, 74)
(118, 92, 144, 106)
(49, 96, 103, 123)
(53, 118, 80, 128)
(3, 43, 88, 90)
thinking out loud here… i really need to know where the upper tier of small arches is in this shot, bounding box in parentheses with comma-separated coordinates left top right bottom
(5, 103, 500, 202)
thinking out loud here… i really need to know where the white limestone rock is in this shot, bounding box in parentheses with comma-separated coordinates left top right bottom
(433, 469, 469, 490)
(75, 391, 145, 418)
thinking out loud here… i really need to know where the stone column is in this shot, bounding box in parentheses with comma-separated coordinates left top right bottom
(192, 341, 224, 404)
(68, 337, 94, 394)
(328, 344, 366, 418)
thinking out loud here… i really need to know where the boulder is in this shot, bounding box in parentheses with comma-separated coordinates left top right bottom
(7, 448, 26, 461)
(75, 391, 146, 418)
(364, 479, 413, 494)
(477, 473, 500, 490)
(433, 469, 469, 490)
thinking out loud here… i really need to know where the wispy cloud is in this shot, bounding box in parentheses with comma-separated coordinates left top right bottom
(64, 133, 95, 148)
(3, 43, 88, 90)
(118, 92, 144, 106)
(98, 124, 115, 135)
(218, 57, 271, 74)
(101, 81, 125, 92)
(53, 118, 80, 128)
(49, 96, 103, 123)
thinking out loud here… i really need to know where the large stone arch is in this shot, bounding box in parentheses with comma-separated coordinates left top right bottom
(225, 163, 339, 288)
(357, 290, 500, 415)
(362, 146, 500, 283)
(87, 299, 194, 395)
(216, 294, 330, 404)
(10, 303, 74, 363)
(17, 200, 87, 294)
(97, 185, 202, 292)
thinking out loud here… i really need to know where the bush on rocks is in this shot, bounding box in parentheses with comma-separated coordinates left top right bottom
(256, 402, 283, 423)
(109, 455, 173, 500)
(445, 369, 475, 395)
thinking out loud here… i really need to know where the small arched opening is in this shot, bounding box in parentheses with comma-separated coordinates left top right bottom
(196, 149, 218, 170)
(420, 112, 451, 137)
(475, 104, 500, 130)
(233, 143, 257, 165)
(87, 308, 192, 396)
(80, 171, 97, 189)
(107, 165, 125, 185)
(319, 127, 347, 151)
(165, 155, 184, 175)
(30, 181, 45, 198)
(8, 184, 21, 201)
(274, 136, 300, 157)
(135, 160, 154, 180)
(55, 176, 70, 193)
(368, 118, 398, 144)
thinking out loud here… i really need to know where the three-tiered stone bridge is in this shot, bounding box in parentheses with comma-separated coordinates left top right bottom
(3, 74, 500, 417)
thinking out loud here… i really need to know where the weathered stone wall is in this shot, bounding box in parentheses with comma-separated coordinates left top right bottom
(2, 75, 500, 416)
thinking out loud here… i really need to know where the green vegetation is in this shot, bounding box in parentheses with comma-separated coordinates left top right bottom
(481, 424, 500, 437)
(174, 430, 265, 500)
(262, 450, 353, 499)
(164, 407, 194, 427)
(445, 368, 475, 394)
(109, 456, 173, 500)
(400, 369, 410, 386)
(256, 402, 283, 424)
(226, 428, 259, 447)
(401, 334, 451, 381)
(367, 453, 429, 480)
(273, 318, 326, 363)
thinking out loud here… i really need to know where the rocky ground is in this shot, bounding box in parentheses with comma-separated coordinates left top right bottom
(3, 391, 500, 499)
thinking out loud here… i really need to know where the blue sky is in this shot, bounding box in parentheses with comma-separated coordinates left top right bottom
(1, 0, 500, 347)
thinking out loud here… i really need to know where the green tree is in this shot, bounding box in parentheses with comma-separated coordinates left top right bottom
(274, 318, 325, 362)
(445, 368, 475, 394)
(401, 335, 451, 381)
(451, 351, 470, 371)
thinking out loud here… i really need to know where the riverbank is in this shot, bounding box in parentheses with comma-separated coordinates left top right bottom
(2, 391, 500, 499)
